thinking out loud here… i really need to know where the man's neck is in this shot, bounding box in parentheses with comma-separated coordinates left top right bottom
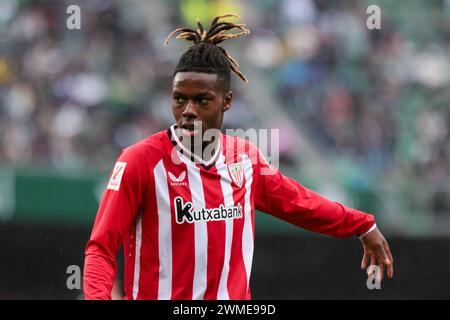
(182, 139, 218, 163)
(171, 125, 221, 164)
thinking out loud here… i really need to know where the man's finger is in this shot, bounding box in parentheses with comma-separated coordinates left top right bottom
(368, 255, 376, 276)
(384, 243, 394, 278)
(361, 252, 370, 270)
(375, 246, 391, 282)
(377, 259, 384, 283)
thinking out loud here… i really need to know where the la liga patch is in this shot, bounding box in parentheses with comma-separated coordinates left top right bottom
(107, 162, 127, 191)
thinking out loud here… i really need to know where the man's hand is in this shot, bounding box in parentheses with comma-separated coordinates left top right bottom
(360, 227, 394, 283)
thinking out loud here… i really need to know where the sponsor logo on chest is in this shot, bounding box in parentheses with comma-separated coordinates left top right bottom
(174, 196, 243, 224)
(168, 171, 187, 186)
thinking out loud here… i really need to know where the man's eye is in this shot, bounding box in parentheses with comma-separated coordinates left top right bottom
(200, 98, 210, 104)
(174, 97, 185, 104)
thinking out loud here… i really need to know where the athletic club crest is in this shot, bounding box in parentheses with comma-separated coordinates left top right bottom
(227, 162, 244, 188)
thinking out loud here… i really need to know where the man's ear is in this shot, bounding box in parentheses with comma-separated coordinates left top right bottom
(223, 91, 232, 112)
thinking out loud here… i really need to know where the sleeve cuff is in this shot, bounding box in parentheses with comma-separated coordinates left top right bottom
(358, 223, 377, 240)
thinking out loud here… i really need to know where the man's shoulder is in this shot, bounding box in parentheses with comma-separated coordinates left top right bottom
(222, 133, 258, 149)
(221, 133, 260, 164)
(120, 129, 171, 164)
(222, 132, 261, 151)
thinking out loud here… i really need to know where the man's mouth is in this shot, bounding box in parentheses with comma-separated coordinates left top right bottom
(179, 122, 201, 137)
(180, 123, 195, 131)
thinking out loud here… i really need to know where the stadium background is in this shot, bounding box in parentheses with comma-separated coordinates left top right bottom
(0, 0, 449, 299)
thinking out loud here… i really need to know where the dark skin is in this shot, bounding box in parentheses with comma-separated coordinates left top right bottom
(172, 72, 231, 160)
(361, 228, 394, 282)
(171, 71, 394, 283)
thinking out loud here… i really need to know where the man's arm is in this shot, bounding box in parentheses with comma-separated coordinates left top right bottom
(84, 147, 149, 300)
(255, 167, 375, 238)
(252, 146, 393, 280)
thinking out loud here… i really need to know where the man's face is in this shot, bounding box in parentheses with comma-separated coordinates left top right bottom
(172, 72, 232, 139)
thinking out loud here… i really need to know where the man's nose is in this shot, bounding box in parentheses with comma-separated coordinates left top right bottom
(182, 101, 198, 118)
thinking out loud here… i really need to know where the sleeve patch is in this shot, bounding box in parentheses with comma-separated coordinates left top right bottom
(107, 162, 127, 191)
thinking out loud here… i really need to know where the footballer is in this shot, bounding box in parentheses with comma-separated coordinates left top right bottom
(84, 14, 394, 300)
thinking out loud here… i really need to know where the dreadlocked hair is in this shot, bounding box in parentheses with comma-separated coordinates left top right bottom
(164, 13, 250, 90)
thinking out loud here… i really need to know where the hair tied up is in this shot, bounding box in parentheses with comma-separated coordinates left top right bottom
(164, 14, 250, 83)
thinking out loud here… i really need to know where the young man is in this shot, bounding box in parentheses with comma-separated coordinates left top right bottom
(84, 14, 393, 300)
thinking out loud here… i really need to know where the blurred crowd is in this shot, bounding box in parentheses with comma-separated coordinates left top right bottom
(0, 0, 449, 220)
(243, 0, 450, 217)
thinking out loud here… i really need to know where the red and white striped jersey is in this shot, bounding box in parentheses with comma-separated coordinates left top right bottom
(84, 125, 375, 300)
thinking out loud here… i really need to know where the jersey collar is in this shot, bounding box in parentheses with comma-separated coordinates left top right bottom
(168, 124, 222, 170)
